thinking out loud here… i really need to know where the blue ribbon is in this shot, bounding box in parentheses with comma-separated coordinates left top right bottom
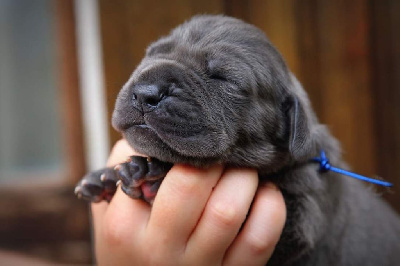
(312, 150, 393, 187)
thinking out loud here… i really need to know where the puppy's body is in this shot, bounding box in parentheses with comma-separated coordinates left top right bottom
(104, 15, 400, 265)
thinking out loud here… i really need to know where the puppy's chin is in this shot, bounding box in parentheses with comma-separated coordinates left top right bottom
(122, 124, 225, 166)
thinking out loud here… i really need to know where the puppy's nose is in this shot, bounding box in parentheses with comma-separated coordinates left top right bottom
(132, 84, 164, 109)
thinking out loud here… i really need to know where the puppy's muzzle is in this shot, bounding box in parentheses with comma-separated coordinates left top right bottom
(132, 84, 165, 112)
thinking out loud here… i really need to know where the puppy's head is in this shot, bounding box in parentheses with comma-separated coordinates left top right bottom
(112, 15, 314, 171)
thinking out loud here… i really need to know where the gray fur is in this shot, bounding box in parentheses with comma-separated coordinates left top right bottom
(112, 15, 400, 265)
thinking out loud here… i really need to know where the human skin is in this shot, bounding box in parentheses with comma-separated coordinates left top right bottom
(91, 139, 286, 265)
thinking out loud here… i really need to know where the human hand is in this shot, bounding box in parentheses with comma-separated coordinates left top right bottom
(91, 139, 286, 265)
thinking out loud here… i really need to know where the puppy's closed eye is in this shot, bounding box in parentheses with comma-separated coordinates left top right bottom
(205, 59, 226, 81)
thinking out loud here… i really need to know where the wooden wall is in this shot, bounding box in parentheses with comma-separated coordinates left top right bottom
(98, 0, 400, 212)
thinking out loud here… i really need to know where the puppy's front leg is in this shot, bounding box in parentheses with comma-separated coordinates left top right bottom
(75, 156, 172, 204)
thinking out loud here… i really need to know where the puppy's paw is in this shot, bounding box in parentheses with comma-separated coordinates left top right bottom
(75, 168, 118, 203)
(75, 156, 172, 204)
(115, 156, 172, 204)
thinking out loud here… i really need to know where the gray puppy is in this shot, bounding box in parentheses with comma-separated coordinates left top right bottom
(76, 15, 400, 265)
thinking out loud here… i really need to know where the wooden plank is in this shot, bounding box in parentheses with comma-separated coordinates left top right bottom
(54, 0, 86, 183)
(317, 0, 376, 175)
(0, 186, 91, 264)
(223, 0, 250, 20)
(191, 0, 224, 14)
(370, 0, 400, 211)
(294, 0, 323, 116)
(247, 0, 299, 75)
(0, 250, 52, 265)
(98, 0, 134, 145)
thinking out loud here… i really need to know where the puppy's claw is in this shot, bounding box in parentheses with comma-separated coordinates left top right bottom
(75, 186, 83, 199)
(74, 185, 82, 195)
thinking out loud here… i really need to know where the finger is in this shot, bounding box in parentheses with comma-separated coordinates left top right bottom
(98, 187, 151, 249)
(223, 183, 286, 266)
(91, 201, 108, 234)
(93, 187, 151, 265)
(186, 168, 258, 263)
(146, 164, 223, 248)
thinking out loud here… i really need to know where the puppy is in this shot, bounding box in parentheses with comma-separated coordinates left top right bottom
(75, 15, 400, 265)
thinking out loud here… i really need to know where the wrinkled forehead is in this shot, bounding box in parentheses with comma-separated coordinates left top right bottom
(146, 39, 211, 69)
(146, 21, 269, 63)
(144, 40, 256, 77)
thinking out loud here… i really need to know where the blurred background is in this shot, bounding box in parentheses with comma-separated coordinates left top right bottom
(0, 0, 399, 264)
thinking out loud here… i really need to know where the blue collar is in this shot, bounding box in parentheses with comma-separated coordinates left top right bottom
(312, 150, 393, 187)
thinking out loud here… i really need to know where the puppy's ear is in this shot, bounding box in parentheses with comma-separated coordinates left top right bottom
(283, 95, 313, 161)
